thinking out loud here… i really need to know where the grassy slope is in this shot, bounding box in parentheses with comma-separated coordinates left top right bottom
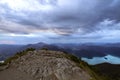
(64, 53, 107, 80)
(0, 48, 35, 66)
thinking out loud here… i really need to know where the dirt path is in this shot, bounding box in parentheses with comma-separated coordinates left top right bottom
(0, 67, 34, 80)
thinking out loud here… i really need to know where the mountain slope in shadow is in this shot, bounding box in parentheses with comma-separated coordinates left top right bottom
(93, 63, 120, 80)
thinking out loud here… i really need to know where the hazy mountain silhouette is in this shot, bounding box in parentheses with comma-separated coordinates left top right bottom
(1, 42, 120, 62)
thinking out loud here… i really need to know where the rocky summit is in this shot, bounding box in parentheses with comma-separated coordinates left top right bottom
(0, 50, 98, 80)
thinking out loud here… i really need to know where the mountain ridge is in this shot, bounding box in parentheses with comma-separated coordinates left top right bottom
(1, 42, 120, 65)
(0, 49, 103, 80)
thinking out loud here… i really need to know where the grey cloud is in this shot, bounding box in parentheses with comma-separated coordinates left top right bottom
(0, 0, 120, 35)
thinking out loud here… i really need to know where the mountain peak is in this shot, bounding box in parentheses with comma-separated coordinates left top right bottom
(0, 50, 101, 80)
(37, 42, 47, 45)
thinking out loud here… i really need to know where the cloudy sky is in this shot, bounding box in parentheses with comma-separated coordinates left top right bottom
(0, 0, 120, 44)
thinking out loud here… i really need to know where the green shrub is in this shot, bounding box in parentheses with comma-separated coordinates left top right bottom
(26, 48, 35, 51)
(41, 47, 48, 50)
(66, 54, 80, 63)
(4, 48, 35, 64)
(0, 63, 5, 66)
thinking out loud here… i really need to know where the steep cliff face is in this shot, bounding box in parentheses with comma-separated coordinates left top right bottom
(0, 50, 100, 80)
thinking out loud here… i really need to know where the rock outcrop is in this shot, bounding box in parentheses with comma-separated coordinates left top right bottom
(0, 50, 96, 80)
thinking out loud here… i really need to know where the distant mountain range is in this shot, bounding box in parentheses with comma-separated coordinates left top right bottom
(0, 42, 120, 65)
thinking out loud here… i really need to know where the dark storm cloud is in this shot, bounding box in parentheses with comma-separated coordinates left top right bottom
(0, 0, 120, 35)
(1, 0, 120, 44)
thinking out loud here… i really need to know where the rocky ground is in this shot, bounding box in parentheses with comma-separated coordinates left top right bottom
(0, 50, 92, 80)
